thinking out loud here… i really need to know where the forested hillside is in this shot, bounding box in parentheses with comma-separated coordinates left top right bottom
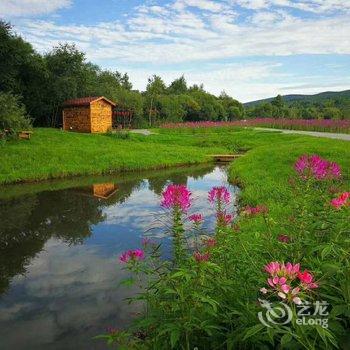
(245, 92, 350, 120)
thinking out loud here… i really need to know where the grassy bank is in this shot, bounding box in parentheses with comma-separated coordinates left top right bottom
(1, 127, 349, 185)
(0, 128, 226, 184)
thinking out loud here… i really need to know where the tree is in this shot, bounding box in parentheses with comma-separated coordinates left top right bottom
(0, 92, 32, 136)
(145, 75, 167, 126)
(271, 94, 284, 108)
(219, 91, 244, 120)
(0, 21, 48, 125)
(167, 75, 188, 95)
(45, 43, 94, 126)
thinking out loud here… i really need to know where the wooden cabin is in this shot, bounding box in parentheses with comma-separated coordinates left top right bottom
(62, 96, 116, 133)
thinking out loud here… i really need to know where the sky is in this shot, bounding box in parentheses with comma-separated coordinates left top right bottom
(1, 0, 350, 102)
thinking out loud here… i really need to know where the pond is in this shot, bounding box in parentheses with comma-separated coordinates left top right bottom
(0, 164, 239, 350)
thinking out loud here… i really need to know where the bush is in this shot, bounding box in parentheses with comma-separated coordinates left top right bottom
(0, 92, 32, 139)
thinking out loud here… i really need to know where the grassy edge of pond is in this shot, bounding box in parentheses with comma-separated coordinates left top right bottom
(0, 128, 228, 185)
(1, 127, 349, 189)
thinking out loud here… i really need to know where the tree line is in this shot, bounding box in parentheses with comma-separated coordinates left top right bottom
(246, 94, 350, 120)
(1, 21, 349, 134)
(0, 21, 243, 129)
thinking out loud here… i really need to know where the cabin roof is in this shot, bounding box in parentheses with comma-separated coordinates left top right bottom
(63, 96, 116, 107)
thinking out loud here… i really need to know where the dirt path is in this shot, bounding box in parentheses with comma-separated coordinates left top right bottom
(129, 129, 155, 136)
(254, 127, 350, 141)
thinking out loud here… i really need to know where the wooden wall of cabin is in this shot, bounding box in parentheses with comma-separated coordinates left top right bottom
(63, 107, 91, 132)
(90, 100, 112, 133)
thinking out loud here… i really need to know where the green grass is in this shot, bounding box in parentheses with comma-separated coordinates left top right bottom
(0, 127, 349, 187)
(0, 128, 226, 184)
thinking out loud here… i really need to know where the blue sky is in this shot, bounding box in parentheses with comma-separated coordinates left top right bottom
(1, 0, 350, 102)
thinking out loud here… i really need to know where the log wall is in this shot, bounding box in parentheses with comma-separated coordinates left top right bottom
(63, 107, 91, 132)
(90, 100, 112, 133)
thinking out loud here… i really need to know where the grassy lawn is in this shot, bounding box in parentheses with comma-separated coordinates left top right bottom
(1, 127, 349, 186)
(0, 128, 226, 184)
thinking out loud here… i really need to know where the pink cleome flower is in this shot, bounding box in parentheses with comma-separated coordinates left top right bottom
(161, 184, 192, 212)
(193, 251, 210, 263)
(216, 211, 234, 225)
(265, 261, 300, 277)
(119, 249, 145, 263)
(262, 261, 318, 303)
(244, 205, 268, 216)
(330, 192, 350, 209)
(203, 237, 217, 248)
(294, 154, 341, 180)
(189, 213, 204, 224)
(278, 234, 290, 243)
(298, 270, 318, 289)
(208, 186, 231, 205)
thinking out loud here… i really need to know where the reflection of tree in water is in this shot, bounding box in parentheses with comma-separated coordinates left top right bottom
(0, 191, 106, 295)
(148, 165, 214, 196)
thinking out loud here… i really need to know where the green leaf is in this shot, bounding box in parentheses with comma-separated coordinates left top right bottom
(243, 324, 265, 341)
(119, 278, 135, 287)
(280, 333, 293, 347)
(170, 329, 180, 348)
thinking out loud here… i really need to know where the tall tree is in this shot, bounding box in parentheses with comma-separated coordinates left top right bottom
(145, 75, 166, 126)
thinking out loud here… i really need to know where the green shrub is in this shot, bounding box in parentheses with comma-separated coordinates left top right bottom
(106, 130, 131, 140)
(0, 92, 32, 138)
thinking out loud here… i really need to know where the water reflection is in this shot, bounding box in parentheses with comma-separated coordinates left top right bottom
(0, 164, 238, 350)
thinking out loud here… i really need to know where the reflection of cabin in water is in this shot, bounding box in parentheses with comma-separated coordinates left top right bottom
(62, 96, 116, 133)
(78, 183, 118, 200)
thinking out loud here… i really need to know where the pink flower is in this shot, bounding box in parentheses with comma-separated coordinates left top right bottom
(284, 262, 300, 276)
(119, 249, 145, 263)
(330, 192, 350, 209)
(203, 237, 217, 248)
(216, 211, 233, 225)
(189, 213, 204, 224)
(264, 262, 300, 279)
(293, 297, 302, 305)
(298, 270, 318, 289)
(161, 184, 192, 212)
(278, 292, 286, 299)
(291, 287, 300, 295)
(260, 287, 268, 294)
(281, 284, 290, 293)
(193, 251, 210, 263)
(294, 154, 341, 180)
(244, 205, 268, 216)
(265, 261, 280, 275)
(208, 186, 231, 205)
(278, 234, 290, 243)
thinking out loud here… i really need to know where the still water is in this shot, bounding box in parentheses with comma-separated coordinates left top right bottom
(0, 164, 238, 350)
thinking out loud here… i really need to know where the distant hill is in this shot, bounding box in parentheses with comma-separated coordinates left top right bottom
(244, 90, 350, 107)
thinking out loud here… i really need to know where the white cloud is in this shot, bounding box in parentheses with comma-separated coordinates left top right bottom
(233, 0, 350, 13)
(8, 0, 350, 100)
(16, 13, 350, 67)
(173, 0, 228, 12)
(0, 0, 71, 17)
